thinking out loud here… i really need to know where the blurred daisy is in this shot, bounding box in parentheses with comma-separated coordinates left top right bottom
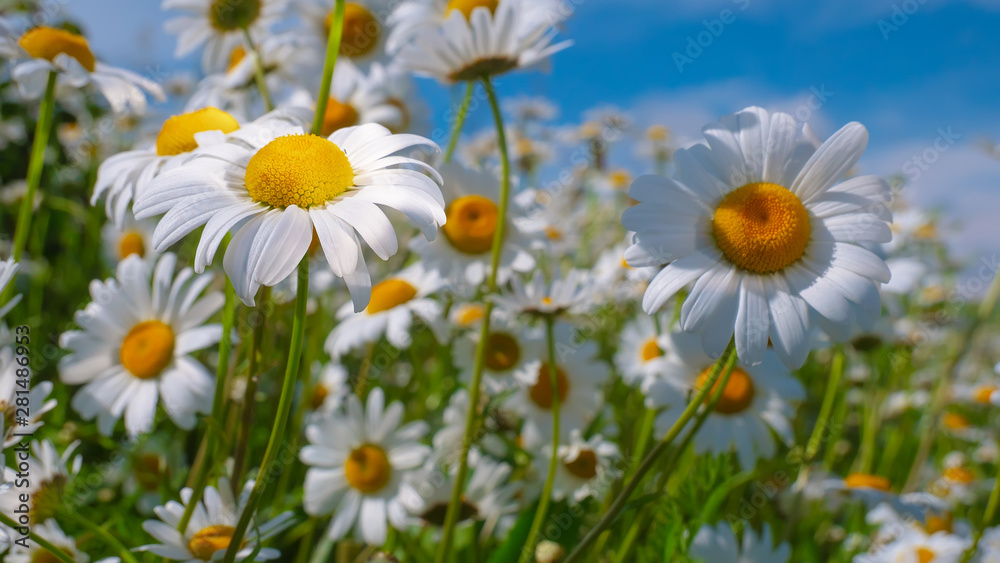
(0, 258, 21, 320)
(928, 464, 979, 506)
(301, 388, 430, 544)
(306, 362, 350, 415)
(820, 473, 947, 522)
(294, 0, 395, 69)
(613, 311, 672, 390)
(454, 315, 543, 394)
(449, 302, 487, 331)
(316, 60, 406, 136)
(5, 520, 87, 563)
(138, 477, 293, 562)
(0, 440, 81, 523)
(535, 430, 620, 503)
(646, 331, 804, 469)
(59, 253, 223, 437)
(592, 239, 658, 303)
(391, 0, 572, 82)
(979, 526, 1000, 562)
(624, 106, 892, 368)
(515, 186, 587, 258)
(163, 0, 289, 72)
(504, 95, 559, 123)
(0, 343, 56, 446)
(493, 269, 595, 318)
(100, 212, 157, 266)
(689, 522, 790, 563)
(325, 265, 444, 358)
(411, 163, 535, 286)
(0, 25, 165, 113)
(510, 323, 607, 447)
(854, 528, 968, 563)
(431, 389, 510, 464)
(135, 120, 446, 309)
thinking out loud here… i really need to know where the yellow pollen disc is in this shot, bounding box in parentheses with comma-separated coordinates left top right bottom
(366, 279, 418, 314)
(924, 512, 953, 535)
(639, 338, 663, 362)
(156, 107, 240, 156)
(564, 449, 598, 480)
(695, 366, 755, 415)
(541, 296, 553, 306)
(227, 46, 246, 72)
(844, 473, 891, 491)
(244, 134, 355, 209)
(209, 0, 261, 31)
(608, 169, 632, 190)
(321, 97, 360, 136)
(942, 412, 970, 430)
(484, 332, 520, 372)
(120, 321, 175, 379)
(974, 385, 997, 404)
(914, 222, 937, 240)
(446, 0, 499, 20)
(530, 362, 569, 409)
(188, 525, 239, 561)
(309, 384, 328, 410)
(330, 3, 381, 58)
(117, 231, 146, 259)
(443, 195, 499, 254)
(18, 27, 96, 72)
(916, 547, 936, 563)
(646, 125, 670, 142)
(944, 466, 974, 484)
(455, 304, 485, 326)
(545, 227, 563, 241)
(712, 182, 811, 274)
(345, 444, 392, 493)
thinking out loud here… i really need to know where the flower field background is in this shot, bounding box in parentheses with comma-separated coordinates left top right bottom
(0, 1, 999, 562)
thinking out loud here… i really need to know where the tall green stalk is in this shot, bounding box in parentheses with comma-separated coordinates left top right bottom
(221, 258, 310, 563)
(310, 0, 346, 136)
(443, 82, 474, 163)
(10, 71, 57, 263)
(435, 75, 512, 563)
(242, 29, 275, 112)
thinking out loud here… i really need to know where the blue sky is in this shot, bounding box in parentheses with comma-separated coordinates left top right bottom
(66, 0, 1000, 262)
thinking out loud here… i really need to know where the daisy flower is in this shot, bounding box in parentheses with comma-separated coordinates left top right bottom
(294, 0, 395, 70)
(134, 119, 446, 309)
(613, 311, 673, 390)
(819, 473, 947, 522)
(0, 440, 81, 523)
(58, 253, 223, 437)
(534, 430, 620, 503)
(431, 389, 510, 464)
(325, 264, 444, 359)
(163, 0, 289, 72)
(646, 330, 804, 469)
(514, 185, 588, 258)
(5, 520, 87, 563)
(854, 528, 968, 563)
(391, 0, 572, 83)
(591, 237, 659, 303)
(449, 301, 488, 330)
(0, 25, 165, 114)
(412, 163, 535, 286)
(0, 258, 21, 320)
(624, 106, 893, 368)
(510, 323, 608, 448)
(0, 342, 56, 447)
(100, 211, 158, 266)
(493, 269, 596, 318)
(978, 526, 1000, 563)
(315, 60, 406, 136)
(689, 522, 791, 563)
(454, 315, 543, 394)
(300, 387, 431, 544)
(138, 477, 294, 562)
(306, 361, 350, 415)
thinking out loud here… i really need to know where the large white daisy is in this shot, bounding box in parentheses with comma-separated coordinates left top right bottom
(58, 253, 223, 437)
(300, 387, 431, 545)
(624, 106, 893, 369)
(163, 0, 289, 73)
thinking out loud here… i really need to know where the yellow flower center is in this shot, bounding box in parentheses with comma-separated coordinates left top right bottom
(117, 231, 146, 259)
(344, 444, 392, 493)
(209, 0, 262, 31)
(942, 412, 970, 430)
(564, 449, 598, 480)
(607, 169, 632, 190)
(188, 525, 240, 561)
(484, 332, 520, 372)
(914, 222, 937, 240)
(442, 195, 499, 254)
(321, 97, 360, 136)
(695, 366, 755, 415)
(18, 27, 95, 72)
(455, 303, 485, 327)
(530, 362, 569, 409)
(244, 134, 355, 209)
(545, 226, 563, 241)
(366, 279, 418, 314)
(309, 384, 329, 410)
(712, 182, 811, 274)
(156, 107, 240, 156)
(120, 321, 175, 380)
(944, 466, 974, 484)
(639, 337, 663, 362)
(917, 547, 936, 563)
(844, 473, 891, 491)
(227, 46, 246, 72)
(974, 385, 998, 404)
(446, 0, 499, 20)
(329, 3, 381, 58)
(646, 125, 670, 142)
(134, 453, 167, 491)
(924, 512, 954, 535)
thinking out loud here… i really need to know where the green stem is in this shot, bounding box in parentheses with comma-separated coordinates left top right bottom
(222, 258, 310, 563)
(434, 75, 512, 563)
(518, 316, 561, 563)
(310, 0, 346, 136)
(231, 285, 271, 491)
(563, 343, 737, 563)
(804, 349, 844, 464)
(242, 29, 274, 112)
(59, 510, 139, 563)
(11, 71, 57, 262)
(443, 82, 474, 163)
(0, 513, 75, 563)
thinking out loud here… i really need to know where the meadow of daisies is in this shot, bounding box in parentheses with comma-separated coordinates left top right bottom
(0, 0, 998, 562)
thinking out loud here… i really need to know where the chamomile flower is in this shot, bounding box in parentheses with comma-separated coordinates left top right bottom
(0, 440, 81, 523)
(135, 120, 446, 309)
(391, 0, 572, 83)
(0, 344, 56, 446)
(431, 389, 510, 464)
(613, 311, 672, 390)
(454, 315, 543, 394)
(689, 522, 791, 563)
(0, 258, 21, 320)
(449, 302, 488, 330)
(58, 253, 223, 437)
(300, 387, 431, 544)
(306, 362, 350, 415)
(624, 107, 892, 368)
(163, 0, 289, 73)
(819, 473, 947, 522)
(411, 162, 535, 286)
(510, 323, 607, 448)
(0, 25, 165, 113)
(646, 331, 804, 469)
(294, 0, 395, 70)
(100, 212, 158, 266)
(535, 430, 620, 503)
(493, 269, 596, 318)
(592, 239, 658, 303)
(5, 520, 87, 563)
(138, 477, 294, 562)
(315, 60, 406, 136)
(853, 528, 968, 563)
(325, 265, 444, 358)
